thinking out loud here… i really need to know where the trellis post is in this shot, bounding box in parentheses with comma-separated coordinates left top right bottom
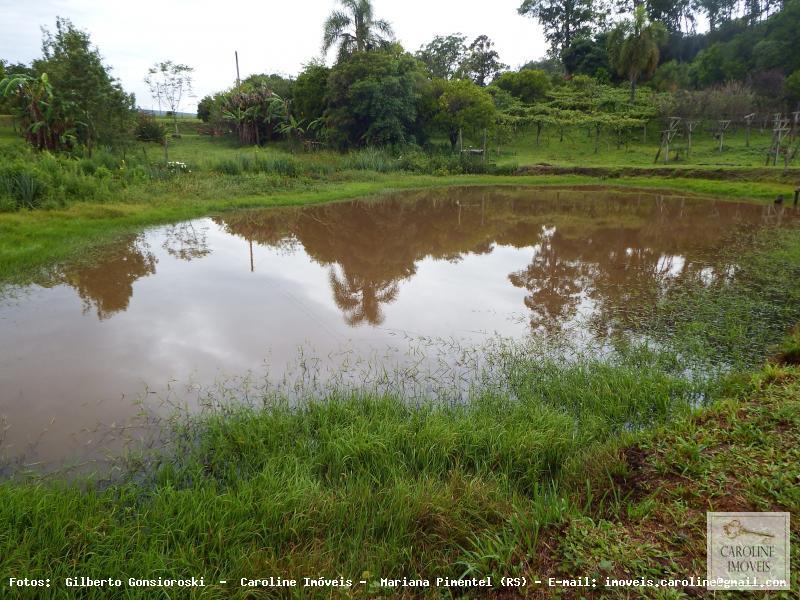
(743, 113, 755, 147)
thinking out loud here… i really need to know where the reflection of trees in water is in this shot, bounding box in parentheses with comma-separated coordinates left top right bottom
(63, 235, 157, 320)
(162, 222, 211, 262)
(508, 227, 586, 333)
(329, 266, 399, 326)
(218, 187, 775, 331)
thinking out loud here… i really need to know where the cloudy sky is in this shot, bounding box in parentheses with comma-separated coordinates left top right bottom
(0, 0, 548, 112)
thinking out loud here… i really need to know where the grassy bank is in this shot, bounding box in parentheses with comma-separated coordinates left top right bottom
(1, 226, 799, 598)
(536, 361, 800, 597)
(2, 119, 799, 287)
(1, 173, 797, 287)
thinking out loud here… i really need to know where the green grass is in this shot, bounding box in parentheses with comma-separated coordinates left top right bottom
(543, 363, 800, 598)
(0, 349, 708, 599)
(500, 122, 800, 170)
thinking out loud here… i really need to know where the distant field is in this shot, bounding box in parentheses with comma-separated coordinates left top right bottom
(499, 122, 798, 169)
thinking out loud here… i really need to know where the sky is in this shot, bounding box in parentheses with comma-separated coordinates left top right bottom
(0, 0, 548, 112)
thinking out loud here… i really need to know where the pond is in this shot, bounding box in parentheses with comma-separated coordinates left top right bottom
(0, 186, 795, 470)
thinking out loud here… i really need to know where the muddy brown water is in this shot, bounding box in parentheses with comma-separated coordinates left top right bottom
(0, 186, 795, 471)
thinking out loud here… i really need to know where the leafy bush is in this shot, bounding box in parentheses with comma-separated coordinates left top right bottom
(0, 193, 15, 213)
(494, 69, 551, 103)
(785, 69, 800, 105)
(134, 112, 166, 143)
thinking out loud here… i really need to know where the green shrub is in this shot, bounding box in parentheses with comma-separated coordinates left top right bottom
(396, 150, 431, 172)
(134, 112, 166, 143)
(0, 193, 16, 212)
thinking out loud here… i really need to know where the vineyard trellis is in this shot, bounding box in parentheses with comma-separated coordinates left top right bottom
(654, 117, 681, 163)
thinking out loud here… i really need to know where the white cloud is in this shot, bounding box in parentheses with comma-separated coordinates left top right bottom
(0, 0, 547, 111)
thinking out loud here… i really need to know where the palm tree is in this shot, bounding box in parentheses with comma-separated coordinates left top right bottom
(607, 6, 667, 102)
(322, 0, 394, 62)
(328, 266, 399, 326)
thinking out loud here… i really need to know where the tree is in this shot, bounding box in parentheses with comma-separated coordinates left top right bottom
(607, 7, 667, 102)
(0, 60, 35, 121)
(145, 61, 193, 135)
(325, 47, 425, 147)
(646, 0, 695, 34)
(458, 36, 508, 86)
(197, 95, 214, 122)
(562, 33, 612, 77)
(242, 73, 294, 99)
(415, 34, 467, 79)
(293, 62, 330, 126)
(693, 0, 737, 32)
(785, 70, 800, 109)
(322, 0, 394, 62)
(518, 0, 596, 58)
(434, 79, 496, 148)
(494, 69, 551, 103)
(221, 85, 284, 146)
(651, 59, 690, 91)
(34, 18, 134, 149)
(521, 57, 565, 75)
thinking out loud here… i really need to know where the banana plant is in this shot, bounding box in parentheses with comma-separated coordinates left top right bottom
(0, 73, 58, 150)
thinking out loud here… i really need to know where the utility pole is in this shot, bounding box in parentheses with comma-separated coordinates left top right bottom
(235, 51, 241, 88)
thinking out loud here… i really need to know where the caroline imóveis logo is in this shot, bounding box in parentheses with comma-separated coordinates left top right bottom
(707, 512, 790, 591)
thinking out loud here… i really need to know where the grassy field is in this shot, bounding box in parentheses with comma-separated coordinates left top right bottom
(500, 119, 800, 169)
(0, 118, 799, 598)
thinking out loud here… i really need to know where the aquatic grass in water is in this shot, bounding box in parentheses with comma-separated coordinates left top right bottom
(640, 228, 800, 371)
(0, 338, 699, 583)
(129, 336, 702, 498)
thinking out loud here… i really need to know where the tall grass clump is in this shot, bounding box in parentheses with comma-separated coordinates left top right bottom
(211, 153, 300, 177)
(0, 167, 45, 209)
(0, 149, 156, 211)
(396, 149, 518, 176)
(342, 147, 399, 172)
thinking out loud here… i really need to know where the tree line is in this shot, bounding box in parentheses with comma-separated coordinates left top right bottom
(2, 0, 799, 156)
